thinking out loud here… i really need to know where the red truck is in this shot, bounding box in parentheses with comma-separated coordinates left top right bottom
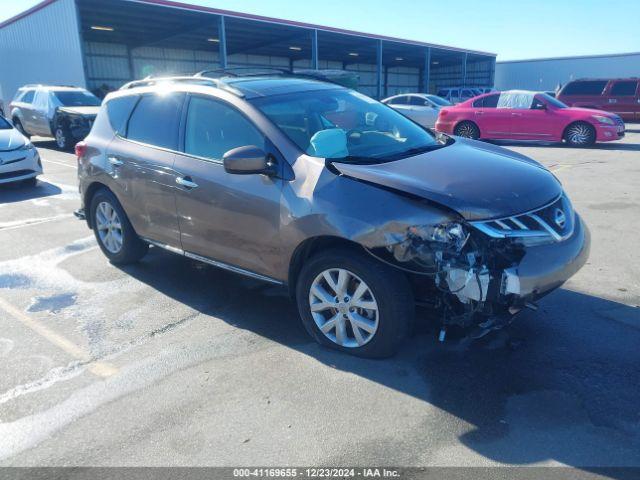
(557, 78, 640, 122)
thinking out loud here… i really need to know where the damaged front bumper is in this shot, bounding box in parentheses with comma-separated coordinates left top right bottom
(376, 199, 590, 329)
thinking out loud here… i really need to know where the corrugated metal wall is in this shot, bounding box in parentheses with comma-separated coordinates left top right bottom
(0, 0, 86, 107)
(495, 53, 640, 91)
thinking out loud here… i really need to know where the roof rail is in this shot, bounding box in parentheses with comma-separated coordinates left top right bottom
(195, 67, 290, 79)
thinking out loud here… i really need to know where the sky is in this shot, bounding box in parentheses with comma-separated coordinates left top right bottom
(2, 0, 640, 60)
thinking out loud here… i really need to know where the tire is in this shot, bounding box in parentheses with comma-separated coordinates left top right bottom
(90, 188, 148, 265)
(296, 247, 414, 358)
(54, 124, 74, 151)
(454, 121, 480, 140)
(22, 177, 38, 187)
(564, 122, 596, 147)
(13, 118, 30, 139)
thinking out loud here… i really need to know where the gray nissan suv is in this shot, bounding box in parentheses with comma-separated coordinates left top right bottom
(74, 75, 590, 358)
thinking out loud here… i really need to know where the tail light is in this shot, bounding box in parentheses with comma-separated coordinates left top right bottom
(75, 141, 87, 159)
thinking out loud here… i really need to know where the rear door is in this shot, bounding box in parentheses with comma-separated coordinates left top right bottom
(472, 93, 512, 138)
(172, 95, 283, 278)
(106, 92, 184, 248)
(606, 80, 639, 121)
(15, 89, 36, 132)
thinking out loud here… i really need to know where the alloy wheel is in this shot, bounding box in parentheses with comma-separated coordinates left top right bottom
(55, 128, 66, 149)
(455, 122, 478, 139)
(96, 201, 124, 254)
(308, 268, 379, 348)
(566, 123, 592, 145)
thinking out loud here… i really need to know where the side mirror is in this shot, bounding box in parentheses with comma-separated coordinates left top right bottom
(533, 103, 547, 111)
(223, 145, 275, 176)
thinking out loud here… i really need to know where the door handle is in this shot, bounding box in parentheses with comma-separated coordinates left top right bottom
(475, 111, 484, 115)
(176, 176, 199, 189)
(511, 112, 522, 116)
(108, 156, 124, 167)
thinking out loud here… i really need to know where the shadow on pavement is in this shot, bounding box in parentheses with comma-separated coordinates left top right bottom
(0, 179, 62, 204)
(118, 247, 640, 471)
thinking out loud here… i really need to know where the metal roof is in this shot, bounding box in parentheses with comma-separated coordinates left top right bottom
(1, 0, 496, 60)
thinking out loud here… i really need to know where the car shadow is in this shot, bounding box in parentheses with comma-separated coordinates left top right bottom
(0, 179, 62, 203)
(117, 248, 640, 472)
(31, 138, 71, 153)
(487, 140, 640, 152)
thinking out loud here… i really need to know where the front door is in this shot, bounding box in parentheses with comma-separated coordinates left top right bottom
(508, 95, 556, 140)
(172, 95, 283, 278)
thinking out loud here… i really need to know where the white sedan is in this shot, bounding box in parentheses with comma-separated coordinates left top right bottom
(382, 93, 452, 129)
(0, 116, 42, 186)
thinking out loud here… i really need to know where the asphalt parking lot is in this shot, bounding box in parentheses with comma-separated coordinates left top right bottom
(0, 131, 639, 468)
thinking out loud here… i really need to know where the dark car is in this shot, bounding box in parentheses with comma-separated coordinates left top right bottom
(9, 85, 101, 150)
(74, 75, 590, 358)
(557, 78, 640, 121)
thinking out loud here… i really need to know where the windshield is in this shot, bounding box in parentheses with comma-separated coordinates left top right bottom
(251, 89, 440, 163)
(539, 93, 568, 108)
(53, 90, 101, 107)
(0, 116, 12, 130)
(426, 95, 451, 106)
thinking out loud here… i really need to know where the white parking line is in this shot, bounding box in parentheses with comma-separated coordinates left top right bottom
(0, 214, 75, 232)
(41, 158, 76, 169)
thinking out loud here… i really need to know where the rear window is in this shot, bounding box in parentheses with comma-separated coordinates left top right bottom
(561, 81, 607, 96)
(473, 94, 499, 108)
(125, 93, 184, 150)
(107, 95, 139, 135)
(20, 90, 35, 103)
(610, 81, 638, 96)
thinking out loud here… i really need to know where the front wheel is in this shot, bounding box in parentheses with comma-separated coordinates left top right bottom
(564, 122, 595, 147)
(296, 248, 414, 358)
(55, 125, 74, 150)
(454, 121, 480, 140)
(90, 189, 148, 265)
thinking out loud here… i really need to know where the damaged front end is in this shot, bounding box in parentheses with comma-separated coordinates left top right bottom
(365, 194, 590, 339)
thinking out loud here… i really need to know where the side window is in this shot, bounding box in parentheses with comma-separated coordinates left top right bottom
(562, 81, 607, 96)
(388, 96, 407, 105)
(21, 90, 35, 104)
(184, 96, 264, 161)
(474, 94, 499, 108)
(107, 95, 139, 135)
(408, 96, 427, 106)
(126, 93, 184, 150)
(610, 81, 638, 96)
(437, 89, 448, 97)
(450, 89, 459, 98)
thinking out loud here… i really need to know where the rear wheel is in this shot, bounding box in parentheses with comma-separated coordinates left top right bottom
(296, 248, 414, 358)
(454, 121, 480, 140)
(90, 189, 148, 265)
(13, 118, 30, 139)
(564, 122, 595, 147)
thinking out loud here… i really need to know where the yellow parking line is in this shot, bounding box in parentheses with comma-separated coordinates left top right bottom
(0, 296, 118, 378)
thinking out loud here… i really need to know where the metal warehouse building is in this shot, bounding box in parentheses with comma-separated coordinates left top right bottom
(495, 52, 640, 92)
(0, 0, 495, 105)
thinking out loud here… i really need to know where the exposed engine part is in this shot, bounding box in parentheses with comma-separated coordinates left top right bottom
(440, 266, 490, 304)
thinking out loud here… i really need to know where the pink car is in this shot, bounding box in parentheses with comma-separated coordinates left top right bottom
(435, 90, 625, 147)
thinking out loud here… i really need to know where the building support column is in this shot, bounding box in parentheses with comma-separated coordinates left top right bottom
(310, 29, 318, 70)
(376, 39, 383, 99)
(218, 16, 228, 69)
(462, 52, 468, 86)
(423, 48, 431, 93)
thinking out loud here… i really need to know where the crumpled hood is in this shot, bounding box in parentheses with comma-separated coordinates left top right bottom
(58, 106, 100, 116)
(0, 127, 27, 151)
(333, 138, 562, 221)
